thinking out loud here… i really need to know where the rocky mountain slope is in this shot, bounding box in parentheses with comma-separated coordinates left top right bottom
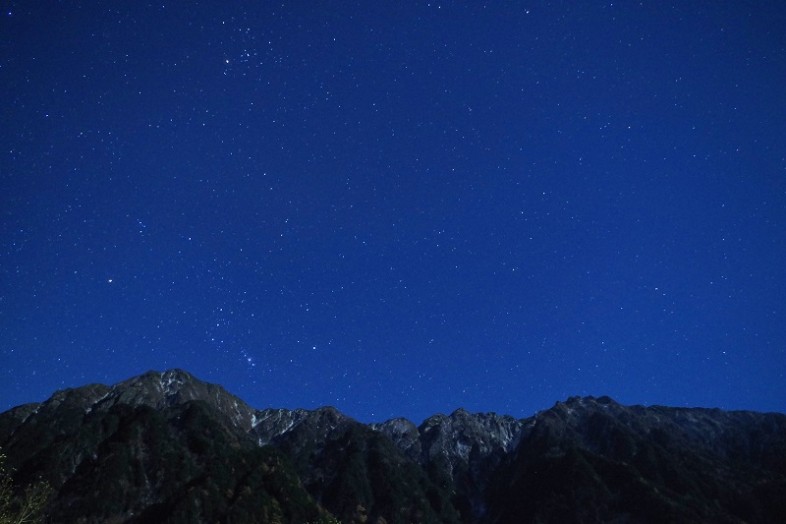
(1, 369, 785, 523)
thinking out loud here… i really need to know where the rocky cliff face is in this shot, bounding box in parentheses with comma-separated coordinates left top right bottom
(371, 409, 525, 519)
(2, 371, 785, 524)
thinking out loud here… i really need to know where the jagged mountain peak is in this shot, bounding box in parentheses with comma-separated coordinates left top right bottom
(135, 368, 196, 389)
(539, 395, 620, 419)
(250, 405, 358, 447)
(2, 370, 786, 524)
(124, 367, 205, 388)
(372, 416, 419, 435)
(106, 368, 195, 404)
(525, 394, 786, 467)
(420, 409, 525, 452)
(370, 417, 421, 462)
(75, 369, 257, 430)
(450, 407, 471, 417)
(550, 395, 620, 411)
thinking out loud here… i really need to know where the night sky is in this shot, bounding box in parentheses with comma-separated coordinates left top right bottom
(2, 2, 785, 423)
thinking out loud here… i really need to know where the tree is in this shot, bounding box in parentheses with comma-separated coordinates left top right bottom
(0, 451, 52, 524)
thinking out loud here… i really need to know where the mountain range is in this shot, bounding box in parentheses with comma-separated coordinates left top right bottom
(1, 369, 785, 523)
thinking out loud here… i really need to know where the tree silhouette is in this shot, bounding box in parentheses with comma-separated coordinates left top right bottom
(0, 450, 51, 524)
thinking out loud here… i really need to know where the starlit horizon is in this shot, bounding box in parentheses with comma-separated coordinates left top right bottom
(2, 2, 785, 423)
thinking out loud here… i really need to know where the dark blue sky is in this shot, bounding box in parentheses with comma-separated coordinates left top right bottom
(2, 1, 785, 423)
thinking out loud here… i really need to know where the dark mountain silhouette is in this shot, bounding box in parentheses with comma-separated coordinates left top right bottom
(1, 370, 785, 523)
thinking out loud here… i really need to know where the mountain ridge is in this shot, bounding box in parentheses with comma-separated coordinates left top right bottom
(2, 369, 785, 523)
(8, 368, 783, 430)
